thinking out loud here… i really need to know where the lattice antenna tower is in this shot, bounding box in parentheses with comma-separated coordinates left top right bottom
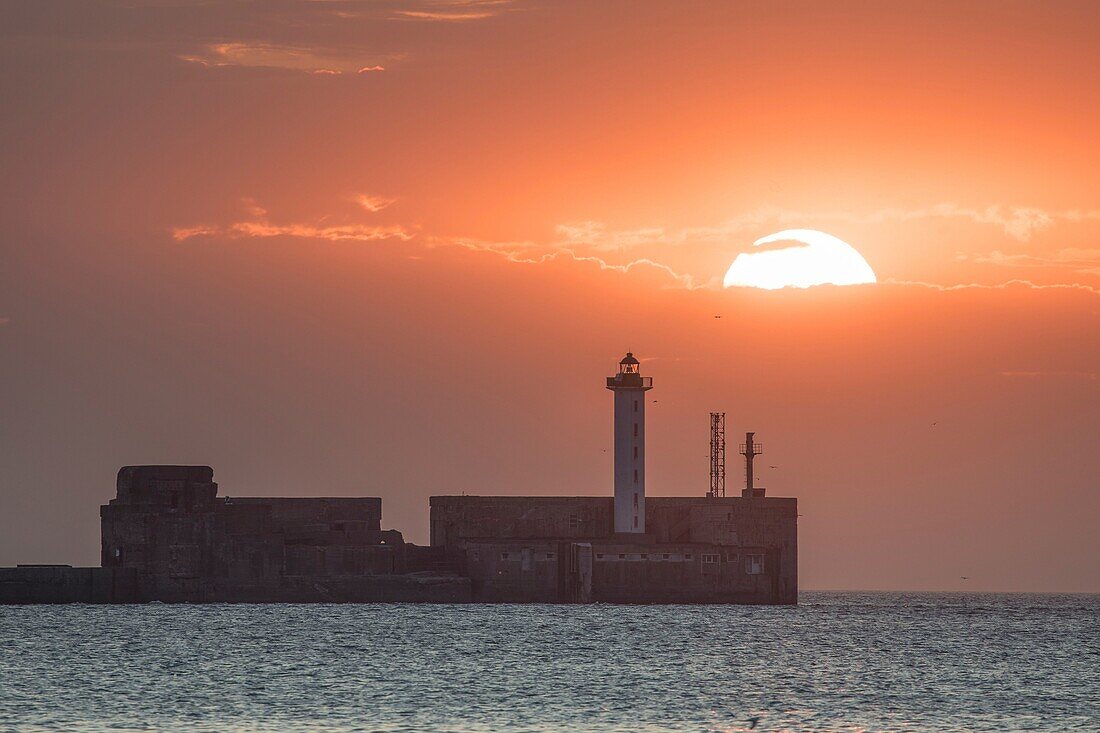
(709, 412, 726, 498)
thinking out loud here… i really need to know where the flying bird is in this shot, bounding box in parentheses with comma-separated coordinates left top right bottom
(930, 422, 938, 427)
(714, 315, 722, 319)
(769, 465, 778, 469)
(961, 576, 969, 580)
(748, 717, 761, 730)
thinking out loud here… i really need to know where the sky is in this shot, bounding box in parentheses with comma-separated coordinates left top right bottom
(1, 0, 1098, 591)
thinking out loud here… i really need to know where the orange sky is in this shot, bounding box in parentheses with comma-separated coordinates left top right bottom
(1, 0, 1098, 591)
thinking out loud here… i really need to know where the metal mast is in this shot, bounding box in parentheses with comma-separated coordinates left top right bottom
(739, 432, 763, 497)
(708, 412, 725, 498)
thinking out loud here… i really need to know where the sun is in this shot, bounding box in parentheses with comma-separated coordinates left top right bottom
(723, 229, 877, 290)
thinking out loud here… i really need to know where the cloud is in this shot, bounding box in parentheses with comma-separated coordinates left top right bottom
(390, 0, 513, 21)
(174, 222, 414, 243)
(179, 42, 391, 75)
(882, 278, 1100, 296)
(223, 221, 415, 242)
(964, 248, 1100, 274)
(172, 202, 415, 243)
(394, 10, 497, 20)
(894, 205, 1054, 241)
(999, 371, 1100, 381)
(355, 194, 397, 212)
(171, 225, 221, 240)
(816, 204, 1100, 242)
(429, 235, 701, 290)
(171, 198, 1100, 293)
(547, 205, 1100, 255)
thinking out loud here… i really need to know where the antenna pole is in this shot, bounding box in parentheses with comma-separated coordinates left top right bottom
(739, 432, 763, 497)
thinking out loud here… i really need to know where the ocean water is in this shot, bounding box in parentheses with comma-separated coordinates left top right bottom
(1, 593, 1097, 732)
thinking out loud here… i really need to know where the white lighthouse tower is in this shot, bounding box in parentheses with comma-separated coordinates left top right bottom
(606, 352, 653, 533)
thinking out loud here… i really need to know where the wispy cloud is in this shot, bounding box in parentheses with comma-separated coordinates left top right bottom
(882, 278, 1100, 296)
(174, 221, 414, 243)
(961, 248, 1100, 275)
(546, 205, 1100, 254)
(429, 235, 701, 289)
(172, 201, 415, 243)
(355, 194, 397, 212)
(391, 0, 513, 21)
(179, 42, 391, 75)
(171, 197, 1100, 293)
(999, 370, 1100, 381)
(395, 10, 497, 20)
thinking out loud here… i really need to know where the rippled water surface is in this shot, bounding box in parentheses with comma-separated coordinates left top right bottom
(1, 593, 1098, 732)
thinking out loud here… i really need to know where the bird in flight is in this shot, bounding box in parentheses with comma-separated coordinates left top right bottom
(930, 421, 938, 427)
(769, 465, 778, 469)
(714, 315, 722, 319)
(747, 717, 761, 730)
(961, 576, 969, 580)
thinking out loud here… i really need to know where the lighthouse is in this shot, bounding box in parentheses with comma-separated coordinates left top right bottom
(606, 353, 653, 533)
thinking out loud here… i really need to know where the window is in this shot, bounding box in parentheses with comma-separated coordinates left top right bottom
(633, 516, 638, 528)
(746, 554, 764, 575)
(568, 514, 580, 530)
(633, 469, 638, 484)
(470, 550, 480, 561)
(619, 554, 626, 559)
(634, 400, 638, 412)
(640, 553, 648, 559)
(633, 446, 638, 459)
(633, 423, 638, 437)
(545, 552, 556, 560)
(662, 553, 670, 560)
(500, 552, 510, 560)
(726, 552, 738, 563)
(685, 554, 693, 560)
(702, 554, 720, 564)
(633, 493, 638, 508)
(596, 553, 605, 560)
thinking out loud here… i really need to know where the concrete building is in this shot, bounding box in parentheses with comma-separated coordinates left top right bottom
(1, 465, 470, 604)
(428, 354, 797, 604)
(429, 495, 797, 603)
(1, 354, 798, 605)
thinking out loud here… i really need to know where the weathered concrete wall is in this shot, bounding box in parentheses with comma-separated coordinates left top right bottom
(431, 494, 797, 604)
(0, 567, 138, 604)
(590, 543, 785, 604)
(455, 539, 788, 604)
(226, 497, 381, 531)
(91, 465, 456, 603)
(459, 541, 572, 602)
(430, 496, 615, 545)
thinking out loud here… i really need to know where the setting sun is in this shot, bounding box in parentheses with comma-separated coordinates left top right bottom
(723, 229, 878, 290)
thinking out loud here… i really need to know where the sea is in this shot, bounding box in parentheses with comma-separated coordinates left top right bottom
(1, 592, 1097, 732)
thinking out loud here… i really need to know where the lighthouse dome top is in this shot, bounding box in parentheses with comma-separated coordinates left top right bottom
(607, 353, 652, 389)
